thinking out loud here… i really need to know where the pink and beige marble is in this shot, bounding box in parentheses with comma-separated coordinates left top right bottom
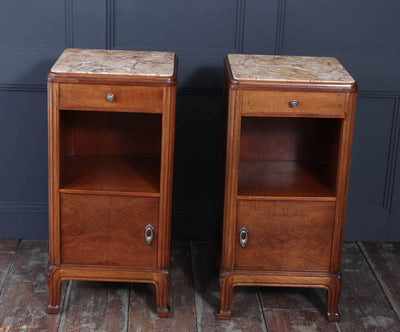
(227, 54, 354, 84)
(51, 48, 175, 77)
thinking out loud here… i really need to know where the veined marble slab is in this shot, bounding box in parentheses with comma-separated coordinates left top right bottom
(51, 49, 175, 77)
(227, 54, 354, 84)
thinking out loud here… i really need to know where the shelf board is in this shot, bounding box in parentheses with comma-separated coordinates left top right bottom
(237, 160, 336, 201)
(60, 155, 160, 196)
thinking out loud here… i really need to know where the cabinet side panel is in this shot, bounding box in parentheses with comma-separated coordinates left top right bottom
(220, 88, 242, 271)
(48, 82, 60, 265)
(158, 86, 176, 269)
(331, 92, 357, 273)
(217, 71, 229, 263)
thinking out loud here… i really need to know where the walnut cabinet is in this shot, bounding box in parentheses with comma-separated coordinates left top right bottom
(46, 49, 177, 317)
(218, 55, 357, 321)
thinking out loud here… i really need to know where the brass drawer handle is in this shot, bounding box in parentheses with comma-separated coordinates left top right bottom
(239, 227, 248, 248)
(106, 93, 115, 102)
(289, 99, 298, 108)
(145, 224, 154, 245)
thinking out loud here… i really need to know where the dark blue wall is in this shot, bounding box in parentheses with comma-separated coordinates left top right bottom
(1, 0, 399, 240)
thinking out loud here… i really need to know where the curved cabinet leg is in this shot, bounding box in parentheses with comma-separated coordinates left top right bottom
(156, 270, 170, 318)
(326, 273, 342, 322)
(217, 272, 233, 319)
(46, 264, 61, 314)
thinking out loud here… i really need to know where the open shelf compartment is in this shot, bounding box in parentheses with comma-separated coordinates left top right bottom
(238, 117, 341, 199)
(59, 110, 162, 195)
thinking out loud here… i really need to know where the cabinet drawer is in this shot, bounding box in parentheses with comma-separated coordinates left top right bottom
(241, 90, 345, 117)
(60, 194, 158, 267)
(235, 200, 335, 272)
(59, 83, 163, 113)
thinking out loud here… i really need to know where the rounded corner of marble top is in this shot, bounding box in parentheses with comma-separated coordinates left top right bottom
(48, 48, 177, 83)
(225, 54, 356, 87)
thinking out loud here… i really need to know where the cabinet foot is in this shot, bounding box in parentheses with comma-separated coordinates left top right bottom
(218, 272, 234, 319)
(327, 312, 341, 322)
(45, 304, 60, 314)
(45, 265, 173, 317)
(217, 310, 231, 319)
(157, 306, 170, 318)
(155, 269, 171, 318)
(46, 263, 62, 314)
(326, 272, 342, 322)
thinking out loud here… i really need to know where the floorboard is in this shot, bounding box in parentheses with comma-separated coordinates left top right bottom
(59, 281, 129, 332)
(128, 241, 196, 331)
(359, 242, 400, 321)
(260, 287, 338, 332)
(335, 242, 400, 331)
(0, 240, 63, 331)
(0, 240, 399, 331)
(0, 239, 20, 293)
(191, 241, 267, 332)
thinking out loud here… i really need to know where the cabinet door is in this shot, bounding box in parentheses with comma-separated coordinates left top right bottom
(60, 193, 158, 268)
(235, 200, 335, 272)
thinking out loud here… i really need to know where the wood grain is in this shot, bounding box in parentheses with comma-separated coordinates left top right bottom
(128, 242, 196, 331)
(60, 281, 129, 332)
(259, 286, 338, 331)
(0, 240, 65, 331)
(220, 88, 242, 272)
(359, 242, 400, 320)
(48, 55, 176, 316)
(219, 56, 356, 320)
(0, 240, 400, 330)
(59, 83, 163, 113)
(329, 92, 358, 275)
(263, 310, 339, 331)
(157, 86, 176, 270)
(61, 155, 161, 194)
(335, 243, 400, 331)
(235, 200, 335, 272)
(62, 111, 162, 158)
(239, 116, 341, 165)
(238, 161, 336, 199)
(48, 81, 61, 265)
(0, 240, 20, 292)
(260, 287, 326, 311)
(192, 242, 267, 331)
(60, 194, 158, 267)
(242, 90, 345, 117)
(0, 239, 20, 252)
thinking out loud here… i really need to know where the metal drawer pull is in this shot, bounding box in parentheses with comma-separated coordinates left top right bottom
(106, 93, 115, 102)
(289, 99, 298, 108)
(239, 227, 248, 248)
(145, 224, 154, 245)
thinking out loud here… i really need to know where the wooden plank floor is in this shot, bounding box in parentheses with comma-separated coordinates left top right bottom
(0, 241, 400, 331)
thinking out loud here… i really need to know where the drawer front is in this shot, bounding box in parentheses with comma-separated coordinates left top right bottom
(60, 194, 158, 267)
(241, 90, 345, 117)
(59, 83, 163, 113)
(235, 200, 335, 272)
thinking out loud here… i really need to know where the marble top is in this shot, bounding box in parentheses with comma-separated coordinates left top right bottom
(227, 54, 354, 84)
(51, 49, 175, 77)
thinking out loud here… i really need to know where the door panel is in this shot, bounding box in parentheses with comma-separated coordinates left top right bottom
(235, 200, 335, 272)
(60, 193, 158, 268)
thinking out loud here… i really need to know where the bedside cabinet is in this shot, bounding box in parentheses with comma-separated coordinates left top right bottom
(46, 49, 177, 317)
(218, 55, 357, 321)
